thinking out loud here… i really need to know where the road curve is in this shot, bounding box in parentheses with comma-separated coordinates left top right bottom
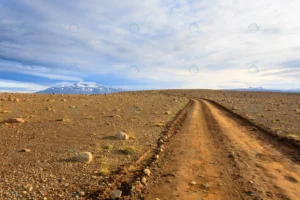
(143, 99, 300, 200)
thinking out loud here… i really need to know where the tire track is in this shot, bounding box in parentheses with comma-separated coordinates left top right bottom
(143, 99, 300, 200)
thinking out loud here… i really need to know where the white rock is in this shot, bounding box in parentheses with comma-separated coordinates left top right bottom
(190, 181, 197, 185)
(5, 118, 25, 123)
(111, 190, 122, 199)
(141, 177, 147, 183)
(144, 169, 151, 176)
(72, 152, 93, 163)
(115, 131, 129, 140)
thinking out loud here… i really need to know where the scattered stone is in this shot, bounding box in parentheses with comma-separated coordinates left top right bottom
(72, 152, 93, 163)
(111, 190, 122, 199)
(144, 169, 151, 176)
(190, 181, 197, 185)
(200, 183, 210, 190)
(24, 184, 33, 192)
(79, 191, 85, 196)
(252, 127, 258, 131)
(157, 139, 164, 144)
(228, 151, 235, 158)
(4, 118, 25, 124)
(56, 118, 71, 122)
(154, 155, 159, 160)
(165, 111, 171, 115)
(141, 177, 147, 183)
(115, 131, 129, 140)
(20, 149, 31, 153)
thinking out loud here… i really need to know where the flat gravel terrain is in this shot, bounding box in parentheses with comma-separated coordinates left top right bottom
(0, 92, 188, 199)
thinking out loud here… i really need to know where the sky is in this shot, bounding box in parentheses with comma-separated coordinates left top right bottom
(0, 0, 299, 93)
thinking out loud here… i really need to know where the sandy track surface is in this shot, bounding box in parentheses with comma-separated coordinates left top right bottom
(144, 99, 300, 200)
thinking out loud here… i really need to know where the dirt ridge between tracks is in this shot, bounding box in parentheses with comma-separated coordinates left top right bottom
(86, 99, 193, 199)
(200, 98, 300, 164)
(142, 99, 300, 200)
(160, 92, 300, 150)
(201, 98, 300, 150)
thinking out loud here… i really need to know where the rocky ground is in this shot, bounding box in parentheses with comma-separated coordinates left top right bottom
(1, 89, 299, 200)
(0, 91, 188, 199)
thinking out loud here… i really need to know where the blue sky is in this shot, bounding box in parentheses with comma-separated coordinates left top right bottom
(0, 0, 299, 92)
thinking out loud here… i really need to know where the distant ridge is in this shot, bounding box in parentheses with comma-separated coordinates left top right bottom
(230, 87, 300, 93)
(36, 82, 124, 94)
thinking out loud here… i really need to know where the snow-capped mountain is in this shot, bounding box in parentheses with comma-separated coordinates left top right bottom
(36, 82, 124, 94)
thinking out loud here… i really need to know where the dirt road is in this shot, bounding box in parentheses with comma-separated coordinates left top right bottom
(143, 99, 300, 200)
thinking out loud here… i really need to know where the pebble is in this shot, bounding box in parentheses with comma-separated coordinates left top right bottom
(165, 111, 171, 115)
(228, 151, 235, 158)
(79, 191, 85, 196)
(201, 183, 210, 190)
(144, 169, 151, 176)
(24, 184, 33, 192)
(141, 177, 147, 183)
(115, 131, 129, 140)
(72, 152, 93, 163)
(190, 181, 197, 185)
(5, 118, 25, 123)
(111, 190, 122, 199)
(21, 149, 31, 153)
(252, 127, 258, 131)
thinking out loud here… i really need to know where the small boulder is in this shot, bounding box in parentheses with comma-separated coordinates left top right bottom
(144, 169, 151, 176)
(5, 118, 25, 124)
(115, 132, 129, 140)
(72, 152, 93, 163)
(111, 190, 122, 199)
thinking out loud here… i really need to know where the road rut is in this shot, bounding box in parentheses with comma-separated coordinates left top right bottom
(144, 99, 300, 200)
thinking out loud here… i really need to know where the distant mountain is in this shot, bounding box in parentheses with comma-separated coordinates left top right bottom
(231, 87, 300, 93)
(36, 82, 124, 94)
(283, 88, 300, 93)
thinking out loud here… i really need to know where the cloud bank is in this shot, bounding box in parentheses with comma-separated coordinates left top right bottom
(0, 0, 299, 92)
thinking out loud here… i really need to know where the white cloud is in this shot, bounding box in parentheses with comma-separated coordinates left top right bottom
(0, 0, 300, 90)
(0, 79, 48, 92)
